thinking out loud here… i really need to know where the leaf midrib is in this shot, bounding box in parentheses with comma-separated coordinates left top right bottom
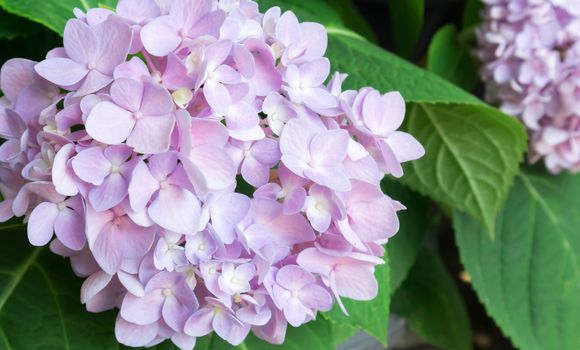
(417, 103, 489, 230)
(0, 247, 42, 311)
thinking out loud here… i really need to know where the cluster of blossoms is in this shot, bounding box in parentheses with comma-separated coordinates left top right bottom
(0, 0, 424, 348)
(477, 0, 580, 173)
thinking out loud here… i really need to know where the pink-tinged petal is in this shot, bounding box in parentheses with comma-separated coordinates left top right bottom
(0, 200, 14, 223)
(115, 317, 159, 348)
(213, 312, 250, 346)
(63, 19, 99, 63)
(349, 197, 399, 242)
(127, 115, 174, 154)
(226, 102, 259, 131)
(114, 57, 150, 80)
(54, 208, 86, 250)
(252, 198, 315, 245)
(245, 38, 281, 96)
(251, 138, 280, 165)
(184, 308, 214, 337)
(0, 108, 26, 139)
(171, 333, 197, 350)
(128, 160, 159, 211)
(275, 11, 300, 46)
(298, 22, 327, 61)
(84, 204, 114, 248)
(93, 222, 124, 274)
(306, 205, 332, 233)
(205, 39, 232, 71)
(300, 58, 330, 87)
(116, 0, 161, 24)
(210, 193, 250, 244)
(85, 101, 135, 144)
(204, 80, 230, 116)
(0, 59, 37, 101)
(110, 78, 144, 112)
(272, 284, 291, 309)
(304, 166, 351, 192)
(233, 45, 255, 79)
(252, 308, 287, 345)
(140, 81, 173, 116)
(148, 152, 178, 180)
(117, 216, 156, 258)
(141, 15, 181, 56)
(283, 298, 310, 327)
(310, 129, 349, 166)
(280, 118, 316, 161)
(74, 69, 113, 96)
(283, 188, 307, 215)
(81, 270, 112, 304)
(236, 306, 271, 326)
(89, 173, 128, 211)
(334, 264, 378, 300)
(186, 145, 236, 190)
(241, 157, 270, 187)
(189, 118, 229, 147)
(385, 131, 425, 163)
(276, 265, 315, 290)
(162, 296, 190, 332)
(52, 143, 80, 196)
(35, 58, 88, 86)
(296, 248, 336, 276)
(336, 219, 366, 251)
(72, 147, 111, 185)
(121, 292, 164, 325)
(93, 17, 132, 73)
(214, 65, 241, 84)
(27, 202, 59, 246)
(378, 140, 404, 178)
(300, 284, 332, 311)
(302, 87, 337, 111)
(105, 144, 133, 165)
(148, 185, 201, 234)
(186, 10, 225, 39)
(118, 271, 145, 297)
(363, 91, 405, 136)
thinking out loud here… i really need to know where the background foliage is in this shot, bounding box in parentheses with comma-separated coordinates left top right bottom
(0, 0, 578, 350)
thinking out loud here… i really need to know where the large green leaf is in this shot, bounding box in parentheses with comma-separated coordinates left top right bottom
(427, 24, 478, 91)
(381, 178, 429, 293)
(324, 257, 390, 346)
(392, 248, 472, 350)
(387, 0, 424, 58)
(0, 225, 120, 349)
(0, 0, 117, 34)
(454, 169, 580, 350)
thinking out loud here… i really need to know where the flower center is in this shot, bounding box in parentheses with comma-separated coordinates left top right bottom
(162, 288, 173, 297)
(133, 111, 143, 120)
(110, 164, 121, 173)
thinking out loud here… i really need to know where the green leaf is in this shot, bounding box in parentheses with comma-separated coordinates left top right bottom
(324, 256, 390, 346)
(323, 0, 377, 42)
(0, 10, 42, 40)
(427, 24, 479, 91)
(392, 248, 472, 350)
(257, 0, 345, 30)
(454, 169, 580, 350)
(0, 0, 118, 34)
(402, 103, 526, 234)
(387, 0, 424, 57)
(381, 178, 429, 293)
(462, 0, 483, 29)
(0, 225, 120, 349)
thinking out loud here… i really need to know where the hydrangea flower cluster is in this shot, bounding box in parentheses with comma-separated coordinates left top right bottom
(0, 0, 424, 348)
(477, 0, 580, 173)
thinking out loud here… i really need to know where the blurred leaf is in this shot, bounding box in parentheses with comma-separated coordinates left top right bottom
(454, 169, 580, 350)
(463, 0, 483, 29)
(324, 0, 377, 42)
(387, 0, 424, 57)
(381, 178, 429, 293)
(0, 9, 42, 40)
(427, 24, 478, 91)
(392, 248, 472, 350)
